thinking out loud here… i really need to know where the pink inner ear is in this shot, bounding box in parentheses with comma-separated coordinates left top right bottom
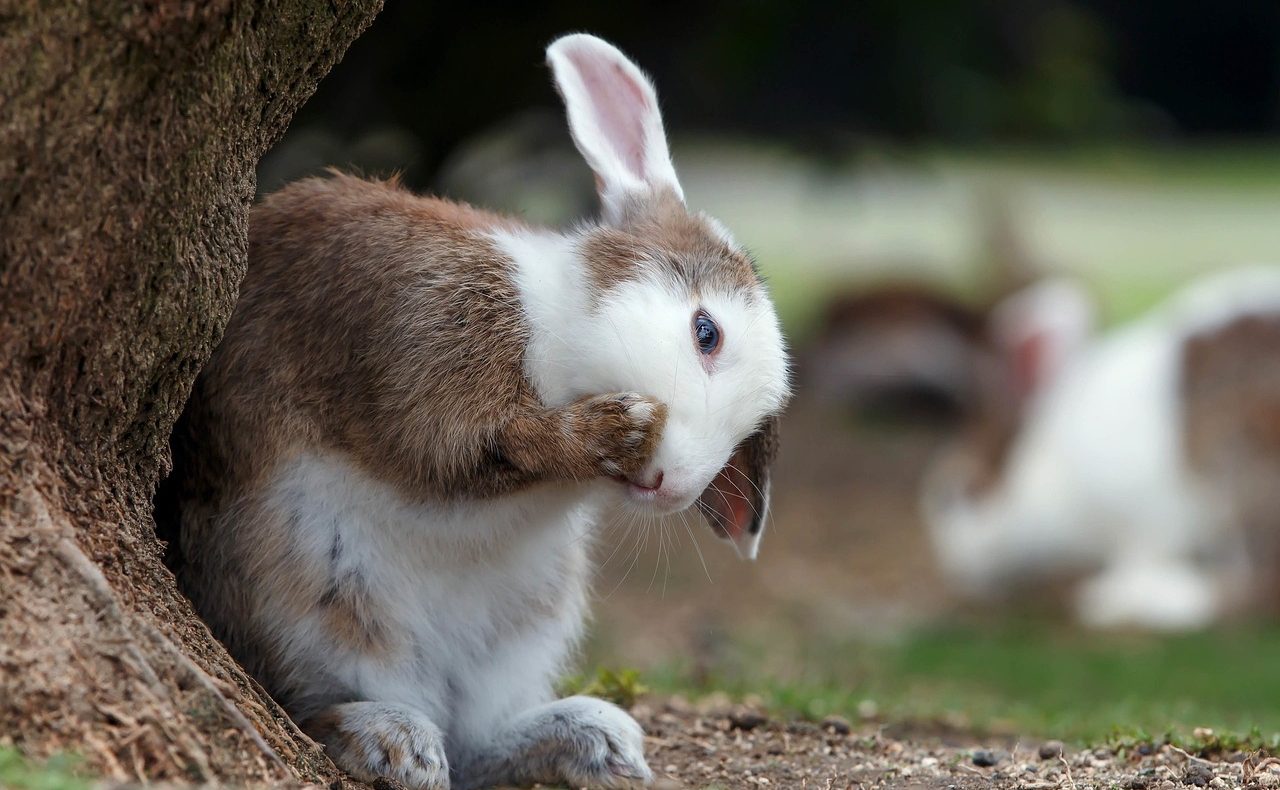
(1012, 329, 1049, 398)
(565, 49, 651, 182)
(702, 454, 754, 542)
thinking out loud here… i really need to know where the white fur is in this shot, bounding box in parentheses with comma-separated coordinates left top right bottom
(924, 265, 1280, 630)
(990, 277, 1096, 392)
(700, 212, 743, 251)
(493, 225, 788, 514)
(250, 451, 660, 787)
(258, 453, 600, 736)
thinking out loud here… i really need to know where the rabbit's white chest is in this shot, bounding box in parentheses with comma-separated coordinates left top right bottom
(259, 452, 603, 731)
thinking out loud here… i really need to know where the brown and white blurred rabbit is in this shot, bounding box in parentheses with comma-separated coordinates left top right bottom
(922, 266, 1280, 630)
(163, 34, 789, 789)
(804, 284, 999, 423)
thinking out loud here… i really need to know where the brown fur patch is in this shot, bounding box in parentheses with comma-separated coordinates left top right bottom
(381, 738, 406, 772)
(1181, 312, 1280, 610)
(299, 709, 372, 769)
(299, 707, 345, 744)
(579, 189, 760, 298)
(1183, 313, 1280, 470)
(317, 571, 392, 655)
(805, 284, 996, 420)
(815, 286, 988, 345)
(807, 284, 1016, 494)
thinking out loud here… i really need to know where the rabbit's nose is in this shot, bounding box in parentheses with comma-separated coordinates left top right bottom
(631, 469, 664, 491)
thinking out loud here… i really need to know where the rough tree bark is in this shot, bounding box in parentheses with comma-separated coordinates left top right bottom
(0, 1, 381, 783)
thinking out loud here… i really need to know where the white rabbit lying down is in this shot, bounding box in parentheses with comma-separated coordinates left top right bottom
(923, 265, 1280, 630)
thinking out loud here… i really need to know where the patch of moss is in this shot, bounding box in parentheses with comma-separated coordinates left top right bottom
(0, 749, 91, 790)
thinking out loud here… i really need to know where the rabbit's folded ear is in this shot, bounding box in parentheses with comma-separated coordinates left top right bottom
(546, 33, 684, 223)
(695, 415, 779, 560)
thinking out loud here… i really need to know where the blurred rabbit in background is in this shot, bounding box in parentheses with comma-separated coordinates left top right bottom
(922, 265, 1280, 630)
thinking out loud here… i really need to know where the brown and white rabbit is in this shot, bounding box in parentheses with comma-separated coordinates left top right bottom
(163, 34, 790, 790)
(922, 266, 1280, 630)
(804, 283, 999, 423)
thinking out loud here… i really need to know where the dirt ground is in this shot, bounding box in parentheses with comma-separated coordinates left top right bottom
(629, 696, 1278, 790)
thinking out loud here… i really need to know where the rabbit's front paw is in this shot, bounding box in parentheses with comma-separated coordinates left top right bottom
(541, 696, 653, 788)
(305, 701, 450, 790)
(573, 392, 668, 480)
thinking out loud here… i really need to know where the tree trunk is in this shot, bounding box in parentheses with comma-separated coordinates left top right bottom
(0, 1, 381, 783)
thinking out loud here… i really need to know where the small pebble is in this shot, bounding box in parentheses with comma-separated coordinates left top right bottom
(972, 749, 999, 767)
(729, 709, 768, 730)
(663, 695, 691, 714)
(1182, 763, 1214, 787)
(1039, 740, 1065, 760)
(785, 721, 821, 736)
(821, 715, 852, 735)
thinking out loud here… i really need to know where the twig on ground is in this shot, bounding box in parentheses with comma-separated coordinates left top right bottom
(1058, 755, 1078, 790)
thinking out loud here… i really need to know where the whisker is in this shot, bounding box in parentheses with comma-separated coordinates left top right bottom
(647, 515, 664, 594)
(598, 511, 638, 571)
(603, 512, 648, 600)
(679, 509, 714, 585)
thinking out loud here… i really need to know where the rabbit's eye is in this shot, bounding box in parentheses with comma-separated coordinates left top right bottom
(693, 311, 721, 355)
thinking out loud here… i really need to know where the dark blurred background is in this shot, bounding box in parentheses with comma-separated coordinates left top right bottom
(262, 0, 1280, 193)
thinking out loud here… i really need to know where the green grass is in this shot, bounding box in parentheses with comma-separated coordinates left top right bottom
(629, 620, 1280, 749)
(716, 142, 1280, 342)
(0, 749, 89, 790)
(561, 666, 651, 708)
(919, 143, 1280, 191)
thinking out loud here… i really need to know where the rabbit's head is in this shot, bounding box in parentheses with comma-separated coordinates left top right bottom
(511, 34, 790, 558)
(921, 277, 1096, 594)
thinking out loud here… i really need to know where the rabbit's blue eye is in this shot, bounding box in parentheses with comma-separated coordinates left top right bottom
(693, 312, 720, 355)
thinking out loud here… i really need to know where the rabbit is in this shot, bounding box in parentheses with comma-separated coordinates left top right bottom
(921, 265, 1280, 630)
(160, 33, 790, 790)
(802, 193, 1042, 427)
(804, 283, 1002, 424)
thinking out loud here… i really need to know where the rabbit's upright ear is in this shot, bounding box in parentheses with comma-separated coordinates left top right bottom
(546, 34, 683, 223)
(696, 415, 780, 561)
(990, 278, 1096, 399)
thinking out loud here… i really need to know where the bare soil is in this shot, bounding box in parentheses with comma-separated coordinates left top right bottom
(629, 697, 1277, 790)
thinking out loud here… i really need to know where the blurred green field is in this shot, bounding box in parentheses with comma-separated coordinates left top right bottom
(629, 621, 1280, 748)
(674, 143, 1280, 340)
